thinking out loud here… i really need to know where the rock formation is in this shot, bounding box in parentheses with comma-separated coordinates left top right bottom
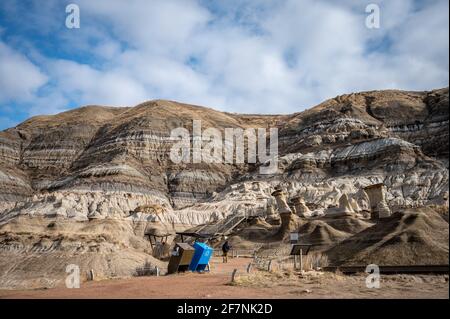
(377, 200, 392, 219)
(364, 183, 392, 218)
(349, 197, 361, 213)
(326, 194, 356, 217)
(291, 196, 311, 217)
(271, 188, 298, 239)
(0, 88, 448, 288)
(271, 188, 292, 214)
(264, 198, 280, 225)
(338, 194, 356, 215)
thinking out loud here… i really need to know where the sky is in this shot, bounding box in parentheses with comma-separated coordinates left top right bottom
(0, 0, 448, 130)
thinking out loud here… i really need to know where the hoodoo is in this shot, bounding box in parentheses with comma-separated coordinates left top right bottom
(272, 188, 298, 239)
(291, 196, 311, 217)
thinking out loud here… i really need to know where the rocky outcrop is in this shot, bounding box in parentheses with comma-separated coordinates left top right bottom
(291, 196, 311, 217)
(1, 89, 448, 217)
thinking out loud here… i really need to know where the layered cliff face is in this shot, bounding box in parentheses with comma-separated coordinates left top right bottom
(0, 88, 448, 288)
(0, 102, 287, 213)
(1, 88, 448, 222)
(279, 88, 448, 158)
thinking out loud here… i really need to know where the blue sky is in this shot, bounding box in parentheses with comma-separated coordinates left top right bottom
(0, 0, 448, 130)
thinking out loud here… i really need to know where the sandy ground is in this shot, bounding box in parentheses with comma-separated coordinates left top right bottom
(0, 257, 448, 299)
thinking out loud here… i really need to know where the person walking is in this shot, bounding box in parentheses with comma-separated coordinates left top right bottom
(222, 239, 231, 263)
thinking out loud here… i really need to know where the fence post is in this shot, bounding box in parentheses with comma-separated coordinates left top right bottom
(246, 263, 252, 273)
(231, 269, 238, 282)
(267, 260, 272, 272)
(300, 249, 303, 273)
(155, 266, 160, 276)
(89, 269, 95, 281)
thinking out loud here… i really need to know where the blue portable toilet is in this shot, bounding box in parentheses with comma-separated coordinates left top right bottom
(189, 242, 213, 272)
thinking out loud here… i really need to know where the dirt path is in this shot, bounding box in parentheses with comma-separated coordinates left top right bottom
(0, 258, 448, 299)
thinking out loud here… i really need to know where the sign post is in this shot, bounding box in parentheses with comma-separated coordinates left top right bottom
(290, 232, 300, 270)
(300, 249, 303, 272)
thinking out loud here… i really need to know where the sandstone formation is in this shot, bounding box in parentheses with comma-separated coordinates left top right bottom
(338, 194, 355, 215)
(271, 188, 299, 240)
(271, 188, 292, 214)
(291, 196, 311, 217)
(377, 200, 392, 219)
(264, 198, 280, 225)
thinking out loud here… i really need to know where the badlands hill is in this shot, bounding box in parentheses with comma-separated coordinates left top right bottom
(0, 88, 448, 288)
(326, 208, 449, 266)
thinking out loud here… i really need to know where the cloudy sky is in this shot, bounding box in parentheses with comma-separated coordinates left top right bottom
(0, 0, 448, 129)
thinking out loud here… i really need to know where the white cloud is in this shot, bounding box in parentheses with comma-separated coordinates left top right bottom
(78, 0, 211, 56)
(388, 0, 449, 85)
(0, 41, 48, 103)
(48, 59, 149, 106)
(0, 0, 448, 129)
(27, 92, 69, 117)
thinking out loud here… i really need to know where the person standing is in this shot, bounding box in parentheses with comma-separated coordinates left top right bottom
(222, 239, 231, 263)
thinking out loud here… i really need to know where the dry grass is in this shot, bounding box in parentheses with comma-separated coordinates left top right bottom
(302, 252, 329, 271)
(230, 268, 345, 288)
(265, 251, 329, 272)
(428, 204, 449, 221)
(230, 269, 297, 287)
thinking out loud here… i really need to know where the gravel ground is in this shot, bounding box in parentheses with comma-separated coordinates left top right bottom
(0, 257, 448, 299)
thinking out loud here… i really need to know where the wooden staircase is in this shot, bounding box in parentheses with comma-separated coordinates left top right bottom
(197, 214, 248, 238)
